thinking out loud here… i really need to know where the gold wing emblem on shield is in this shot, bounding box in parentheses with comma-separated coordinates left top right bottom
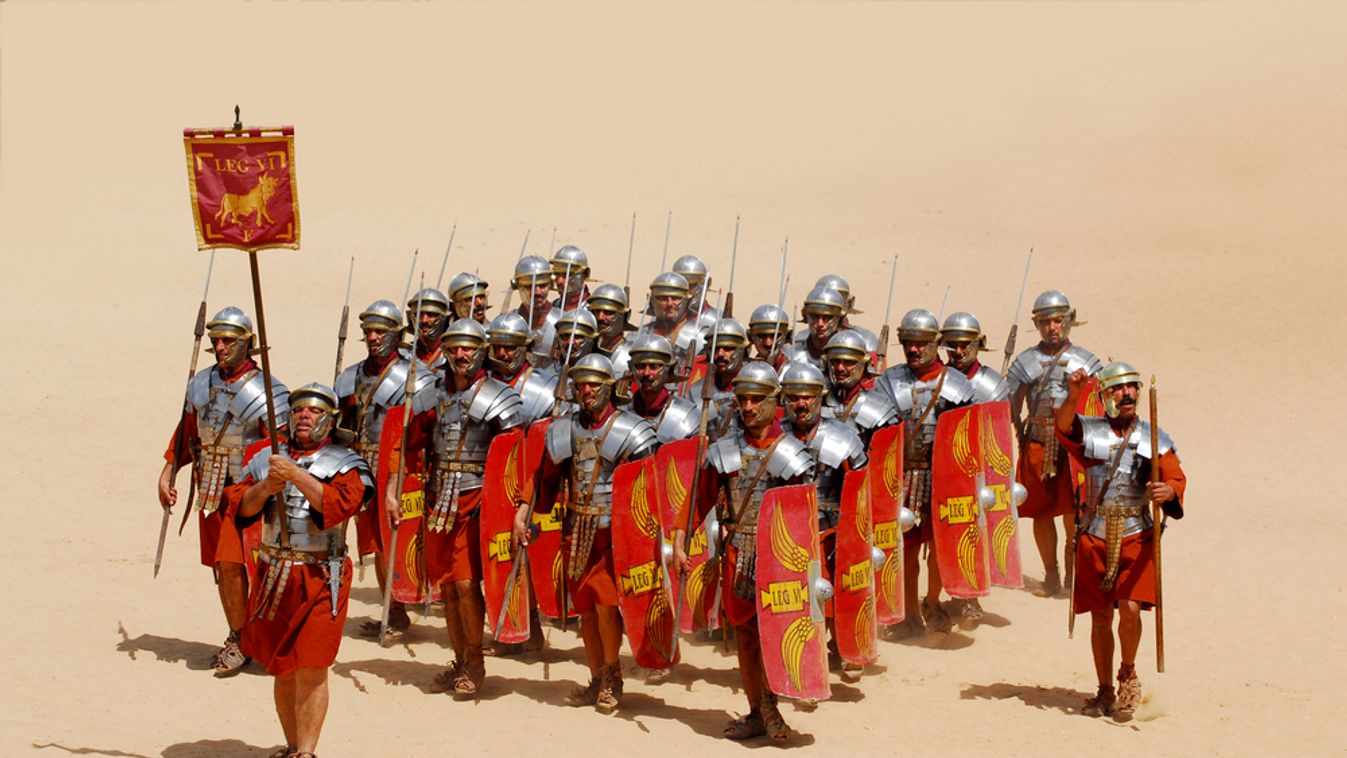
(879, 551, 901, 616)
(771, 503, 811, 572)
(503, 442, 522, 504)
(664, 457, 688, 519)
(992, 514, 1015, 576)
(855, 595, 876, 656)
(979, 411, 1012, 477)
(404, 530, 426, 592)
(645, 586, 673, 663)
(505, 559, 527, 631)
(854, 472, 872, 541)
(882, 439, 902, 499)
(953, 410, 978, 478)
(686, 560, 715, 628)
(956, 522, 981, 591)
(631, 465, 658, 539)
(782, 615, 816, 692)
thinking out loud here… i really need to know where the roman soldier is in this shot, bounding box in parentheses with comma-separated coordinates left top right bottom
(157, 306, 290, 677)
(1056, 362, 1185, 722)
(747, 303, 792, 373)
(1007, 290, 1102, 596)
(487, 312, 558, 425)
(626, 333, 699, 443)
(403, 287, 452, 371)
(688, 317, 749, 441)
(635, 271, 706, 378)
(513, 354, 659, 712)
(335, 300, 435, 639)
(391, 318, 526, 699)
(229, 383, 372, 758)
(821, 329, 898, 447)
(588, 283, 635, 378)
(783, 285, 847, 375)
(779, 362, 868, 681)
(672, 254, 719, 331)
(447, 272, 491, 324)
(872, 309, 974, 636)
(674, 361, 814, 742)
(813, 274, 879, 356)
(941, 312, 1009, 402)
(551, 245, 591, 312)
(513, 255, 560, 369)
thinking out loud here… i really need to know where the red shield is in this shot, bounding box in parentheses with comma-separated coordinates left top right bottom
(656, 439, 719, 632)
(976, 401, 1022, 589)
(932, 406, 991, 599)
(183, 129, 299, 251)
(866, 424, 905, 624)
(835, 469, 879, 665)
(522, 419, 571, 621)
(611, 458, 680, 669)
(480, 430, 531, 644)
(238, 439, 271, 580)
(757, 484, 830, 701)
(378, 407, 439, 604)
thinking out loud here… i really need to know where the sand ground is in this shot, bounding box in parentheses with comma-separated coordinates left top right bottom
(2, 1, 1345, 755)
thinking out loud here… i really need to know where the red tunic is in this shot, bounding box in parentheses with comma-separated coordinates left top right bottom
(224, 448, 368, 676)
(162, 360, 266, 568)
(1057, 419, 1187, 613)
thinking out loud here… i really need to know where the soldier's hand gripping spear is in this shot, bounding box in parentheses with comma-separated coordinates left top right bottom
(379, 277, 427, 647)
(1001, 250, 1033, 376)
(155, 250, 216, 578)
(877, 255, 898, 370)
(332, 257, 354, 386)
(670, 294, 723, 654)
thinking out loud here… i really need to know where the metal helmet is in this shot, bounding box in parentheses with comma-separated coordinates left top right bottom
(941, 311, 986, 371)
(406, 287, 451, 342)
(628, 333, 675, 390)
(442, 317, 487, 375)
(205, 306, 255, 366)
(289, 382, 340, 441)
(815, 273, 858, 312)
(513, 255, 554, 288)
(749, 303, 791, 336)
(359, 300, 402, 332)
(802, 285, 848, 319)
(554, 307, 598, 360)
(486, 312, 532, 374)
(898, 308, 940, 367)
(447, 272, 490, 320)
(206, 306, 254, 340)
(568, 352, 616, 412)
(588, 283, 631, 339)
(1097, 360, 1143, 419)
(1031, 290, 1073, 320)
(550, 244, 591, 276)
(708, 317, 749, 375)
(824, 329, 871, 387)
(672, 255, 709, 289)
(649, 271, 691, 299)
(781, 363, 826, 427)
(359, 299, 403, 358)
(733, 361, 781, 428)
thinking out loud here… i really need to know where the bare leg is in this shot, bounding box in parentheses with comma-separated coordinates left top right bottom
(453, 578, 486, 696)
(293, 666, 329, 753)
(1032, 517, 1059, 578)
(1089, 607, 1115, 686)
(595, 605, 622, 666)
(274, 672, 298, 749)
(924, 549, 943, 606)
(579, 609, 604, 675)
(735, 619, 765, 711)
(441, 581, 466, 657)
(1116, 600, 1143, 667)
(216, 561, 249, 631)
(902, 538, 921, 620)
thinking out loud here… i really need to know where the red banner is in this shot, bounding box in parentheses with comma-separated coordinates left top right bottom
(183, 128, 300, 251)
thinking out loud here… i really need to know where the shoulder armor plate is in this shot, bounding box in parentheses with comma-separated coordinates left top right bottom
(768, 435, 815, 480)
(706, 433, 743, 475)
(969, 366, 1010, 402)
(939, 368, 975, 405)
(1063, 345, 1103, 376)
(470, 377, 525, 429)
(545, 417, 574, 464)
(813, 420, 867, 469)
(410, 380, 443, 415)
(334, 365, 360, 399)
(1007, 347, 1047, 390)
(852, 390, 899, 431)
(606, 412, 659, 462)
(187, 368, 213, 409)
(233, 372, 289, 425)
(656, 397, 701, 442)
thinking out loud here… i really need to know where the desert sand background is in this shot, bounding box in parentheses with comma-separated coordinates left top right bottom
(2, 1, 1345, 755)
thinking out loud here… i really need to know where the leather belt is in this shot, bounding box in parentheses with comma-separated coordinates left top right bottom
(436, 461, 485, 474)
(260, 544, 331, 564)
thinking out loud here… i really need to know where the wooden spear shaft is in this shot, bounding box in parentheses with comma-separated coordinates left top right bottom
(1150, 375, 1165, 673)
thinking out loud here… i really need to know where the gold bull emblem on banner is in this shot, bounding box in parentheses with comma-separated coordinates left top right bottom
(214, 172, 279, 236)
